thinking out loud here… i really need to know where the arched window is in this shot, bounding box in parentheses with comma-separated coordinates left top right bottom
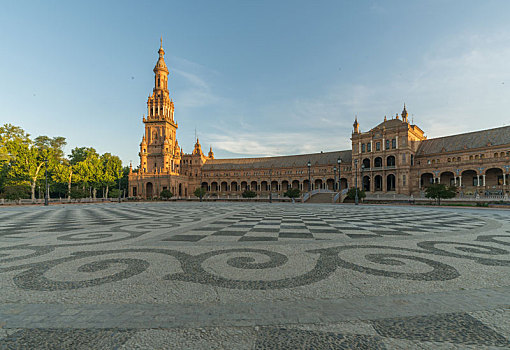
(387, 156, 396, 167)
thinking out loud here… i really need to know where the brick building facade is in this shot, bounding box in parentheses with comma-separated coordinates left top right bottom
(129, 43, 510, 199)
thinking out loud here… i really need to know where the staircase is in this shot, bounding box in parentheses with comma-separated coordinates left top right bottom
(307, 192, 335, 203)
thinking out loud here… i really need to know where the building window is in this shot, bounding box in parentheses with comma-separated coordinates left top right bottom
(385, 140, 390, 150)
(392, 139, 396, 149)
(376, 142, 380, 151)
(402, 153, 406, 163)
(362, 144, 366, 152)
(411, 154, 414, 166)
(403, 174, 406, 186)
(367, 143, 371, 152)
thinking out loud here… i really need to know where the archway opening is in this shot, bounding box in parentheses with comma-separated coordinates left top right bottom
(440, 171, 455, 186)
(146, 182, 153, 198)
(420, 173, 434, 188)
(362, 176, 370, 192)
(387, 174, 396, 191)
(374, 175, 383, 191)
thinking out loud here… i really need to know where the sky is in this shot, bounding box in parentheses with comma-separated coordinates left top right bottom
(1, 0, 510, 166)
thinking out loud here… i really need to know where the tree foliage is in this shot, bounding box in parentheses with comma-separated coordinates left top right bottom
(2, 184, 30, 201)
(283, 188, 301, 198)
(194, 187, 206, 201)
(160, 189, 173, 199)
(425, 184, 457, 205)
(346, 187, 366, 200)
(0, 124, 127, 201)
(242, 190, 257, 198)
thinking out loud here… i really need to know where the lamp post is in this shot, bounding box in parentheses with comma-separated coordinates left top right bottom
(337, 158, 342, 191)
(361, 164, 365, 202)
(118, 171, 122, 203)
(307, 160, 311, 192)
(269, 168, 272, 203)
(333, 166, 337, 191)
(44, 159, 49, 206)
(354, 159, 359, 205)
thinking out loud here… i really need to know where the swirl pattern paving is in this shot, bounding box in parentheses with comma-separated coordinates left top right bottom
(0, 202, 509, 349)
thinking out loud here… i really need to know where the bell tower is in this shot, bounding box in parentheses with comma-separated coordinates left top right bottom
(139, 38, 181, 174)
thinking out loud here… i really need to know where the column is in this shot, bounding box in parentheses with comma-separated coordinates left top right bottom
(459, 176, 462, 187)
(437, 177, 440, 184)
(477, 175, 480, 186)
(482, 175, 486, 186)
(504, 174, 507, 186)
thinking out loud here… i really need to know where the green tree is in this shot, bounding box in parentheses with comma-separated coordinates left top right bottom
(52, 160, 73, 200)
(160, 189, 173, 199)
(194, 187, 206, 201)
(283, 188, 301, 198)
(2, 184, 30, 201)
(71, 148, 102, 198)
(70, 187, 88, 200)
(425, 183, 457, 205)
(69, 147, 95, 165)
(101, 153, 122, 198)
(346, 187, 366, 200)
(242, 190, 257, 198)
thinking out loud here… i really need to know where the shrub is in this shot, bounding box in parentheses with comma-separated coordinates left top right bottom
(425, 184, 457, 205)
(194, 187, 206, 201)
(2, 184, 30, 201)
(242, 190, 257, 198)
(70, 187, 88, 199)
(160, 189, 173, 199)
(346, 187, 366, 200)
(283, 188, 301, 198)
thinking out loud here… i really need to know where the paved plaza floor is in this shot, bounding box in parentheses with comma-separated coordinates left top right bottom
(0, 202, 509, 349)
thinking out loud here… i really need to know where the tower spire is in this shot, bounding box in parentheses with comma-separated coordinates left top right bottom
(401, 103, 408, 123)
(353, 115, 360, 134)
(160, 36, 163, 49)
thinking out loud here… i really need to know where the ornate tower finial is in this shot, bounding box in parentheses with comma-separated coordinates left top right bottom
(353, 115, 360, 134)
(160, 36, 163, 49)
(401, 103, 408, 123)
(208, 146, 214, 159)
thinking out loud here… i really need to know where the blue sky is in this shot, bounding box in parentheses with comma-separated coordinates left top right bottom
(1, 1, 510, 166)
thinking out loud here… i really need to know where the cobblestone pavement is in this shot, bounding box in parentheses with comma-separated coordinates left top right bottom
(0, 202, 509, 349)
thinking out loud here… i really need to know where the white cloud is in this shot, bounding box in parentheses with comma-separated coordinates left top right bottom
(184, 32, 510, 158)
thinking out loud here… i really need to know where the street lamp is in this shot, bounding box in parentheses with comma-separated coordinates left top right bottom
(118, 170, 122, 203)
(307, 160, 311, 192)
(44, 159, 49, 206)
(269, 168, 272, 203)
(361, 164, 365, 202)
(354, 159, 359, 205)
(333, 166, 337, 191)
(337, 157, 342, 191)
